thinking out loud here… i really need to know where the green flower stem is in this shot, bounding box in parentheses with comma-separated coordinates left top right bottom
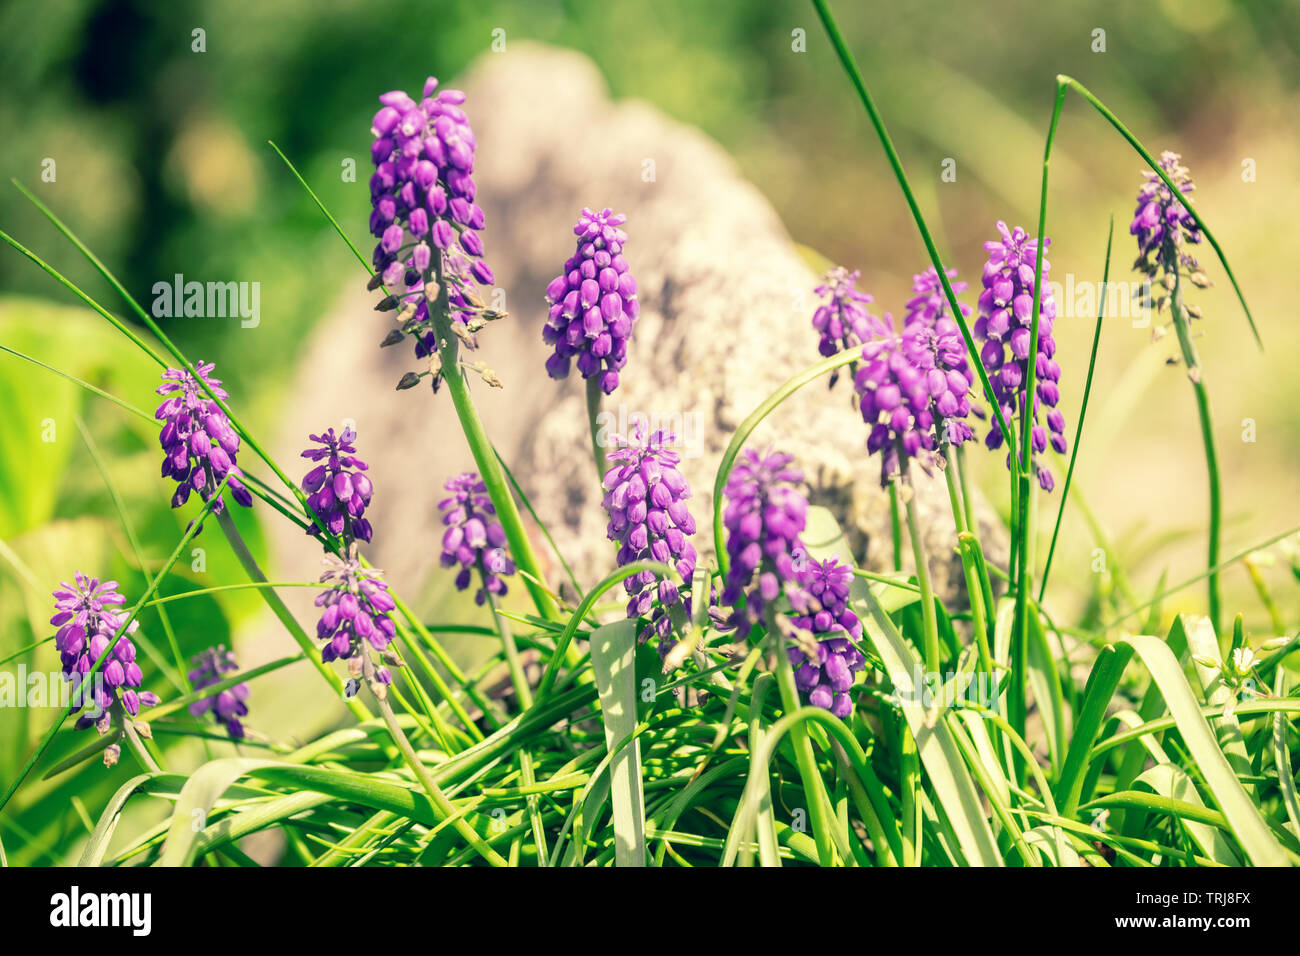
(898, 451, 940, 674)
(427, 259, 561, 626)
(713, 349, 860, 574)
(943, 447, 993, 675)
(808, 0, 1015, 454)
(1040, 219, 1113, 601)
(889, 707, 920, 866)
(955, 445, 979, 542)
(1010, 484, 1039, 752)
(123, 720, 162, 774)
(586, 377, 608, 485)
(365, 665, 507, 867)
(949, 449, 997, 641)
(215, 509, 371, 723)
(485, 587, 549, 864)
(770, 612, 840, 867)
(388, 608, 491, 741)
(887, 482, 903, 572)
(1011, 83, 1066, 754)
(1169, 269, 1223, 639)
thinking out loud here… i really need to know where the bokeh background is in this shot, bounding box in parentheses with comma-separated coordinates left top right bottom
(2, 0, 1298, 862)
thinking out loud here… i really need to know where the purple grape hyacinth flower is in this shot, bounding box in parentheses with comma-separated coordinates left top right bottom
(301, 426, 374, 543)
(1131, 151, 1203, 274)
(853, 313, 975, 486)
(187, 645, 250, 740)
(721, 449, 808, 641)
(974, 221, 1066, 491)
(315, 545, 399, 693)
(542, 207, 640, 395)
(601, 426, 697, 646)
(369, 77, 494, 367)
(812, 267, 886, 358)
(1131, 151, 1212, 340)
(787, 557, 866, 718)
(155, 361, 252, 517)
(904, 265, 972, 329)
(439, 472, 517, 605)
(51, 574, 159, 766)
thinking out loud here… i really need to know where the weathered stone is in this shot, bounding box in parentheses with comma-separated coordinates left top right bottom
(272, 42, 1005, 613)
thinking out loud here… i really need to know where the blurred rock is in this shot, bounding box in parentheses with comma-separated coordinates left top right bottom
(273, 42, 1005, 614)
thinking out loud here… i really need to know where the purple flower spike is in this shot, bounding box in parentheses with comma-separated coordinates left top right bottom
(853, 311, 975, 486)
(904, 266, 972, 328)
(787, 557, 866, 718)
(721, 449, 808, 641)
(155, 361, 252, 518)
(812, 267, 887, 359)
(301, 426, 374, 543)
(187, 645, 250, 739)
(1131, 151, 1202, 273)
(601, 426, 698, 649)
(315, 546, 399, 690)
(974, 221, 1066, 491)
(1131, 151, 1211, 341)
(438, 472, 517, 605)
(52, 574, 159, 759)
(369, 77, 493, 367)
(542, 207, 640, 395)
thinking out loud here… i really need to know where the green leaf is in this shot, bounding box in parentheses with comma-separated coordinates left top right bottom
(1118, 634, 1289, 865)
(858, 590, 1002, 865)
(589, 620, 647, 867)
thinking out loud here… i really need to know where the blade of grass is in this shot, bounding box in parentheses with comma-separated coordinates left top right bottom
(1039, 218, 1112, 600)
(1118, 634, 1288, 865)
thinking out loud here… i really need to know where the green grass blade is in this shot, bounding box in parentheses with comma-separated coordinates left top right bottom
(1039, 218, 1112, 599)
(858, 589, 1002, 865)
(712, 349, 859, 574)
(1056, 77, 1260, 347)
(1119, 633, 1288, 865)
(589, 620, 647, 866)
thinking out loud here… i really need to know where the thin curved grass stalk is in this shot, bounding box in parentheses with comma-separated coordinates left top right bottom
(808, 0, 1015, 455)
(533, 558, 674, 698)
(484, 588, 549, 865)
(0, 477, 227, 814)
(1104, 522, 1300, 629)
(1039, 218, 1113, 601)
(898, 451, 940, 674)
(1021, 72, 1265, 647)
(770, 610, 841, 866)
(0, 344, 156, 425)
(712, 348, 859, 574)
(9, 182, 302, 501)
(76, 417, 189, 694)
(215, 509, 371, 722)
(729, 703, 905, 867)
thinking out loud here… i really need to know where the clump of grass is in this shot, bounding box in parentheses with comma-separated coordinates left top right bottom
(0, 0, 1295, 869)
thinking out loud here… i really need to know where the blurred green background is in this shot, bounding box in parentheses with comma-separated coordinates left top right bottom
(2, 0, 1299, 862)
